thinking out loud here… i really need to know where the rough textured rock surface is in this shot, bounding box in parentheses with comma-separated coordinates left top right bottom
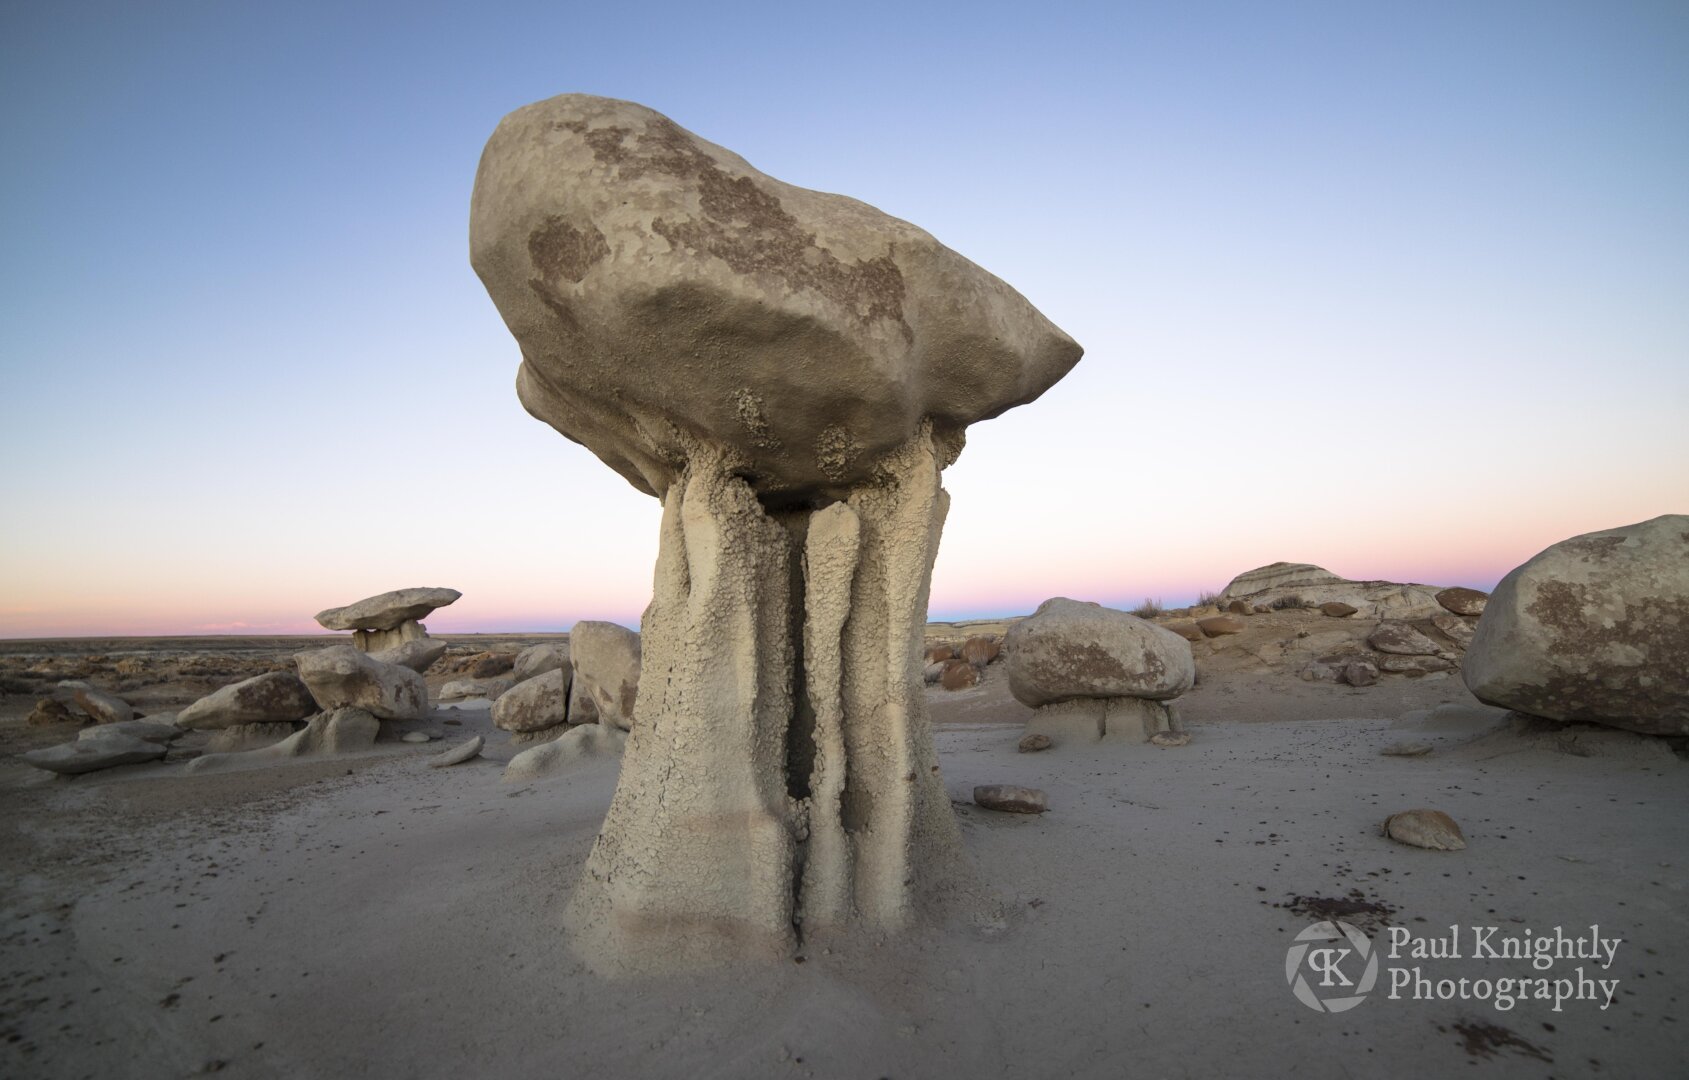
(471, 94, 1080, 501)
(295, 645, 427, 721)
(1383, 809, 1466, 851)
(438, 676, 516, 702)
(1436, 587, 1489, 616)
(491, 668, 569, 733)
(1219, 562, 1346, 599)
(1022, 696, 1180, 744)
(177, 671, 317, 730)
(938, 659, 979, 690)
(353, 620, 427, 654)
(474, 95, 1077, 971)
(1369, 623, 1446, 657)
(1462, 515, 1689, 735)
(370, 637, 449, 673)
(504, 723, 627, 782)
(1320, 601, 1358, 618)
(23, 731, 166, 775)
(1004, 598, 1194, 707)
(959, 635, 1000, 666)
(512, 642, 569, 684)
(186, 708, 380, 773)
(315, 588, 461, 631)
(71, 688, 133, 726)
(568, 621, 640, 731)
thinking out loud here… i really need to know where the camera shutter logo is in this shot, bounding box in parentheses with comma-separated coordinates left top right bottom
(1285, 920, 1379, 1013)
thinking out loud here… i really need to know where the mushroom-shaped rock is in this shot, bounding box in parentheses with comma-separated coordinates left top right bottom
(471, 94, 1080, 501)
(1005, 598, 1195, 708)
(295, 645, 427, 721)
(472, 94, 1081, 971)
(177, 671, 317, 730)
(1462, 515, 1689, 735)
(314, 588, 461, 632)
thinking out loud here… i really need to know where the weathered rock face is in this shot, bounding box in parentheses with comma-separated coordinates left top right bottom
(315, 588, 462, 632)
(569, 622, 640, 731)
(295, 645, 427, 721)
(1219, 562, 1346, 599)
(1462, 515, 1689, 735)
(370, 637, 449, 674)
(504, 723, 627, 783)
(474, 95, 1078, 970)
(186, 708, 381, 773)
(512, 642, 569, 684)
(1436, 587, 1488, 616)
(470, 94, 1081, 502)
(1005, 598, 1195, 708)
(938, 659, 979, 690)
(177, 671, 317, 730)
(491, 668, 569, 733)
(71, 688, 133, 726)
(1369, 623, 1446, 657)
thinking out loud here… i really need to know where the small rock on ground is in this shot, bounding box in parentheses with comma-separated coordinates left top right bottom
(974, 785, 1048, 814)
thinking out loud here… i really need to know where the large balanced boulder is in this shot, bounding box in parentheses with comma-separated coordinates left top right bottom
(177, 671, 317, 729)
(472, 94, 1082, 970)
(315, 587, 462, 631)
(471, 94, 1081, 502)
(569, 621, 640, 731)
(295, 645, 427, 721)
(1462, 515, 1689, 735)
(1005, 597, 1194, 707)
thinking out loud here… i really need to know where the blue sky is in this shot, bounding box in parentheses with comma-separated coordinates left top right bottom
(2, 1, 1685, 635)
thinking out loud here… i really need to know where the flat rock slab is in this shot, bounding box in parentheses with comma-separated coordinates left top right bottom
(24, 732, 167, 775)
(315, 588, 462, 632)
(973, 785, 1048, 814)
(428, 736, 484, 768)
(78, 719, 182, 745)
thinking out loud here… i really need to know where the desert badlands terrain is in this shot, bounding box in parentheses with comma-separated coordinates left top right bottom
(2, 93, 1684, 1079)
(1, 542, 1685, 1079)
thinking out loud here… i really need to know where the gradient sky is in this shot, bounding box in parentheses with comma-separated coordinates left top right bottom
(2, 1, 1685, 637)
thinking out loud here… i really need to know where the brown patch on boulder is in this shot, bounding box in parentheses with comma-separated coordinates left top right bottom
(1196, 615, 1246, 637)
(1435, 586, 1488, 616)
(939, 659, 979, 691)
(1319, 601, 1358, 618)
(924, 644, 954, 664)
(959, 636, 1000, 666)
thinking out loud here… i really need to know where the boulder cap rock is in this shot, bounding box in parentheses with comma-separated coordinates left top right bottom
(1462, 514, 1689, 735)
(470, 93, 1083, 500)
(1004, 597, 1195, 708)
(315, 587, 462, 632)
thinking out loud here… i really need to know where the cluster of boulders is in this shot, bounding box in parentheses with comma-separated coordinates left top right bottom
(922, 634, 1003, 690)
(1002, 597, 1194, 744)
(493, 621, 641, 774)
(1294, 586, 1488, 687)
(21, 586, 462, 776)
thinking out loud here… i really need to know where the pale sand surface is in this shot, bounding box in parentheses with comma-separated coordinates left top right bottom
(1, 659, 1684, 1078)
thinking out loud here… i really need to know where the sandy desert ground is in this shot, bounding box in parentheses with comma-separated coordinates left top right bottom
(1, 617, 1683, 1080)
